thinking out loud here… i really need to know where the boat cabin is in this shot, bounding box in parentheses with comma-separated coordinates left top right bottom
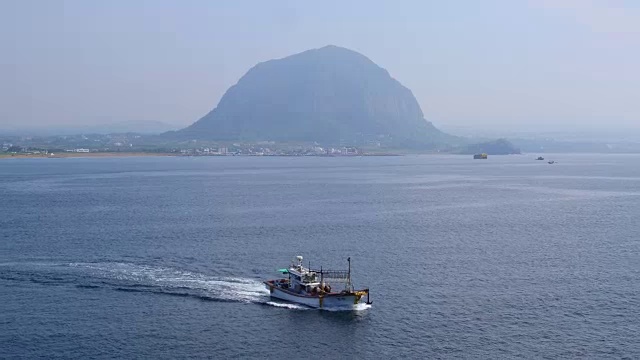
(284, 256, 342, 294)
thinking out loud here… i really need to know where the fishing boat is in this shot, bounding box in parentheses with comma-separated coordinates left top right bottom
(473, 153, 488, 159)
(264, 256, 371, 309)
(536, 156, 545, 160)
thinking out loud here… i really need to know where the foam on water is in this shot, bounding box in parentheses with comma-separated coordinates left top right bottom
(265, 301, 310, 310)
(322, 303, 373, 312)
(66, 262, 270, 304)
(265, 299, 372, 312)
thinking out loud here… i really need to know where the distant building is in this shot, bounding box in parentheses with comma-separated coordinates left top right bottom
(342, 147, 358, 155)
(75, 148, 90, 153)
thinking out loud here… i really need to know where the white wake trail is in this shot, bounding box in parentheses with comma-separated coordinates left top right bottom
(68, 262, 270, 304)
(66, 262, 371, 311)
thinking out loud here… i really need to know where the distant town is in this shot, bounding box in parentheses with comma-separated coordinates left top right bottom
(0, 132, 401, 158)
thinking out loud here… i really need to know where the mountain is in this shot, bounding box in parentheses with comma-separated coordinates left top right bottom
(1, 120, 177, 136)
(66, 120, 177, 135)
(86, 120, 178, 134)
(167, 45, 456, 148)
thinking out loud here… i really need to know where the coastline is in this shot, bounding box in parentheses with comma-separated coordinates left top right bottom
(0, 152, 403, 160)
(0, 152, 177, 160)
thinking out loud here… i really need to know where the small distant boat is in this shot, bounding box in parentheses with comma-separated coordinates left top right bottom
(548, 160, 555, 164)
(473, 153, 488, 159)
(536, 156, 545, 160)
(264, 256, 371, 309)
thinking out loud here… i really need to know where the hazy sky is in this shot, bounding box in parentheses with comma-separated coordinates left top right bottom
(1, 0, 639, 132)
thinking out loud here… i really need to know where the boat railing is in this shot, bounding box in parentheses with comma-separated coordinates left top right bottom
(309, 269, 350, 281)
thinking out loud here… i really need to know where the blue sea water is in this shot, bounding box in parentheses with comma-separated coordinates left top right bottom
(1, 154, 639, 359)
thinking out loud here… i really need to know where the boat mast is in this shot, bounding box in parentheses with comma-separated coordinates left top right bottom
(347, 257, 351, 291)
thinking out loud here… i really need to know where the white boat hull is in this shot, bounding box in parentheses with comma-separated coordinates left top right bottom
(266, 285, 366, 309)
